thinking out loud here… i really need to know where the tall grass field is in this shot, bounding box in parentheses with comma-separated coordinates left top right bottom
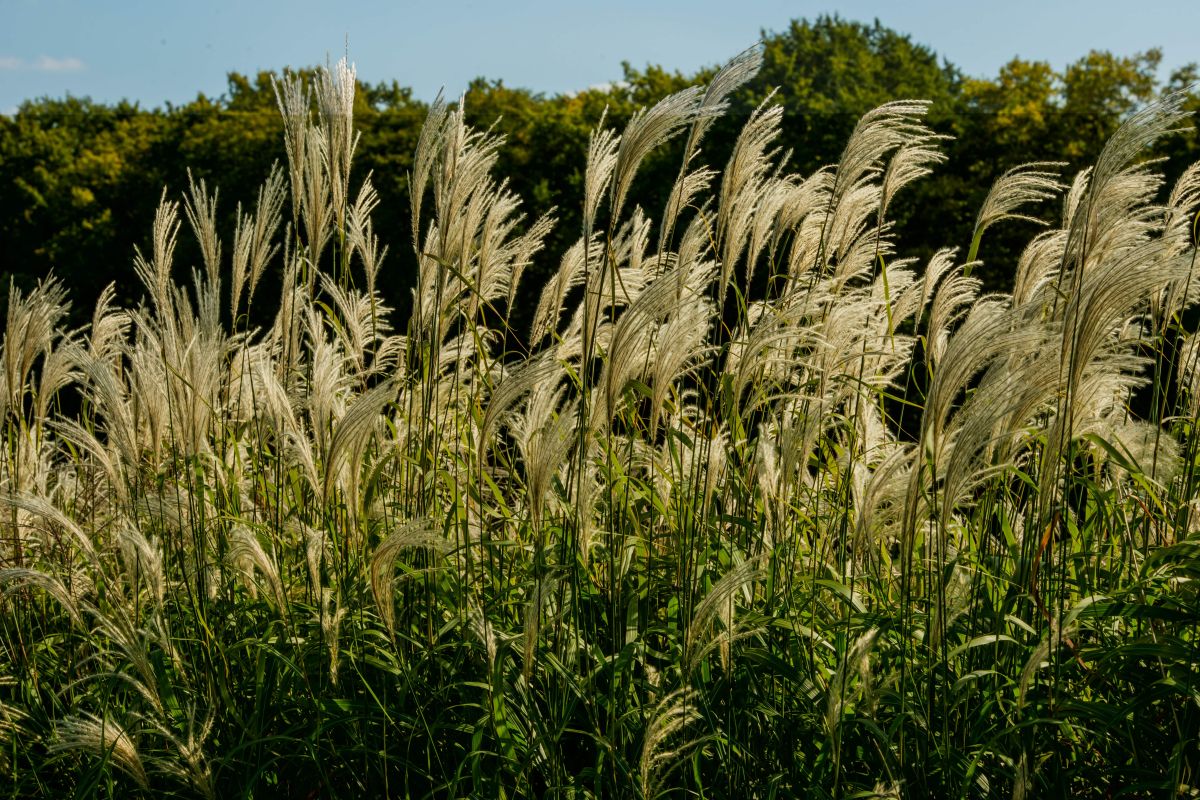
(2, 49, 1200, 797)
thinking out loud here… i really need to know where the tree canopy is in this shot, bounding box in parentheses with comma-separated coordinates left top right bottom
(1, 15, 1196, 328)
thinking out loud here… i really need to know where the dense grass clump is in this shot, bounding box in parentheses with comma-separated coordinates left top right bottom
(2, 49, 1200, 798)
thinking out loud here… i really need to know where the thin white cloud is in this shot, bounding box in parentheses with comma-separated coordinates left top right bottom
(33, 56, 85, 72)
(0, 55, 85, 72)
(585, 80, 630, 94)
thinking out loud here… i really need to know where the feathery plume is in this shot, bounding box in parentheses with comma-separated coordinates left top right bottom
(230, 164, 286, 319)
(684, 556, 762, 673)
(639, 687, 701, 798)
(825, 627, 880, 736)
(717, 98, 783, 300)
(584, 114, 620, 234)
(183, 170, 222, 286)
(521, 574, 556, 679)
(51, 714, 148, 789)
(323, 379, 395, 502)
(681, 44, 763, 159)
(273, 70, 312, 228)
(968, 162, 1065, 267)
(369, 518, 444, 636)
(0, 567, 85, 628)
(227, 525, 286, 610)
(611, 86, 704, 223)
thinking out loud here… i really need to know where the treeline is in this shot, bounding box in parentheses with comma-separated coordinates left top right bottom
(2, 16, 1197, 335)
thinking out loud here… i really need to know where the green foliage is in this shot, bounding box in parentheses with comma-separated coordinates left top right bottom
(4, 15, 1196, 331)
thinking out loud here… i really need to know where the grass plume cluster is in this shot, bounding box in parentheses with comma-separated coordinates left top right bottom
(2, 49, 1200, 798)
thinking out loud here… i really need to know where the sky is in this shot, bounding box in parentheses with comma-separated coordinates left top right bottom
(1, 0, 1197, 114)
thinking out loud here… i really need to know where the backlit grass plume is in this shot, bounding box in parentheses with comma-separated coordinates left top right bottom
(0, 50, 1198, 800)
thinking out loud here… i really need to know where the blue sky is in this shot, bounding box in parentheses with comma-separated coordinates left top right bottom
(1, 0, 1197, 113)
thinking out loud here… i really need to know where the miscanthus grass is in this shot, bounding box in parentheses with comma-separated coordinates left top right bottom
(2, 49, 1200, 798)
